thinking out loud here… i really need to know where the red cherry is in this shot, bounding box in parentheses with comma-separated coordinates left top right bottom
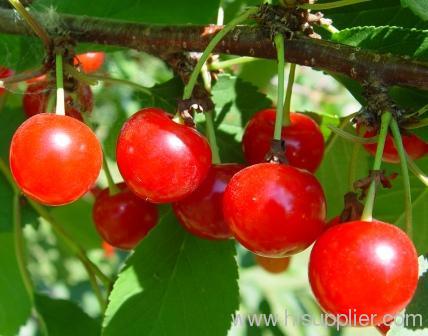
(23, 82, 93, 120)
(309, 220, 418, 326)
(223, 163, 327, 257)
(362, 128, 427, 164)
(0, 66, 13, 95)
(255, 255, 291, 274)
(117, 108, 212, 203)
(10, 114, 103, 206)
(242, 109, 324, 172)
(75, 52, 105, 73)
(173, 164, 243, 240)
(93, 183, 159, 250)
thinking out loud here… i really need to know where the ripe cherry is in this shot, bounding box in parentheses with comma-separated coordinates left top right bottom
(0, 66, 13, 95)
(117, 108, 212, 203)
(75, 52, 105, 73)
(362, 128, 427, 164)
(173, 164, 243, 240)
(23, 81, 93, 120)
(93, 183, 159, 250)
(10, 114, 103, 206)
(309, 220, 418, 326)
(255, 255, 291, 274)
(242, 109, 324, 172)
(223, 163, 327, 257)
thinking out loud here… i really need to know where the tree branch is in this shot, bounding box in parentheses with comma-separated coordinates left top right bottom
(0, 8, 428, 90)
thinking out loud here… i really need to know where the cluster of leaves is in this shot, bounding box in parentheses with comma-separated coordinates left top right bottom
(0, 0, 428, 335)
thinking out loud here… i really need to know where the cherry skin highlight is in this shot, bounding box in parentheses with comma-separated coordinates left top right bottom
(116, 108, 212, 203)
(309, 220, 419, 326)
(0, 66, 13, 95)
(223, 162, 327, 257)
(93, 183, 159, 250)
(173, 163, 243, 240)
(23, 81, 93, 120)
(242, 109, 324, 172)
(10, 114, 103, 206)
(255, 255, 291, 274)
(75, 52, 105, 73)
(362, 128, 427, 164)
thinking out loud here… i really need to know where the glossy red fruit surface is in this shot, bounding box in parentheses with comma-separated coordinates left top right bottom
(76, 52, 105, 73)
(93, 183, 159, 250)
(173, 163, 243, 240)
(223, 163, 327, 257)
(255, 255, 291, 274)
(117, 108, 212, 203)
(362, 129, 427, 164)
(0, 66, 13, 95)
(242, 109, 324, 172)
(309, 220, 419, 326)
(10, 114, 103, 206)
(23, 82, 93, 120)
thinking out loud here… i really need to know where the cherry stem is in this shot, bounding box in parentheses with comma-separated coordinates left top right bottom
(0, 157, 111, 290)
(328, 124, 378, 144)
(13, 193, 49, 336)
(8, 0, 51, 47)
(208, 57, 256, 71)
(348, 143, 360, 191)
(361, 111, 392, 222)
(407, 154, 428, 187)
(182, 7, 258, 101)
(283, 63, 296, 127)
(390, 119, 413, 238)
(324, 116, 353, 155)
(299, 0, 371, 10)
(82, 259, 107, 312)
(55, 54, 65, 116)
(103, 154, 120, 196)
(274, 33, 286, 141)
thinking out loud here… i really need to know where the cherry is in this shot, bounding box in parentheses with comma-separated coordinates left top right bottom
(0, 66, 13, 95)
(75, 52, 105, 73)
(116, 108, 212, 203)
(242, 108, 324, 172)
(309, 220, 419, 326)
(173, 163, 243, 240)
(362, 128, 427, 164)
(23, 81, 93, 120)
(223, 163, 327, 257)
(102, 241, 116, 258)
(93, 183, 159, 250)
(376, 322, 391, 335)
(10, 114, 103, 206)
(255, 255, 291, 274)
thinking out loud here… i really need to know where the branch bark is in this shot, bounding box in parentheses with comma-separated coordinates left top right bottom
(1, 8, 428, 90)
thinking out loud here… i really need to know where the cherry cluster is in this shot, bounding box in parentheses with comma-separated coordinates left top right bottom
(2, 50, 423, 329)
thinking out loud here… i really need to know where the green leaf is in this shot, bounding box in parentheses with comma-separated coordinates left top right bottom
(50, 199, 102, 251)
(0, 106, 26, 161)
(103, 210, 239, 336)
(35, 294, 101, 336)
(0, 175, 32, 336)
(401, 0, 428, 21)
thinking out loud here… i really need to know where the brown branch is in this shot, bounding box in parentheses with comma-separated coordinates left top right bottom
(0, 8, 428, 90)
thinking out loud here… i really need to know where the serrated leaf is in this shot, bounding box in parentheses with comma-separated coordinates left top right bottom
(401, 0, 428, 21)
(35, 294, 100, 336)
(103, 210, 239, 336)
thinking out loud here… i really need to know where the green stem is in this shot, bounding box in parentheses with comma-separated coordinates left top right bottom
(283, 63, 296, 127)
(208, 57, 256, 71)
(390, 119, 413, 238)
(361, 112, 392, 221)
(55, 54, 65, 116)
(348, 143, 360, 191)
(299, 0, 371, 10)
(324, 116, 352, 155)
(273, 34, 286, 141)
(103, 154, 120, 195)
(205, 111, 221, 164)
(182, 7, 257, 100)
(328, 124, 378, 144)
(407, 154, 428, 187)
(82, 261, 107, 312)
(8, 0, 51, 47)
